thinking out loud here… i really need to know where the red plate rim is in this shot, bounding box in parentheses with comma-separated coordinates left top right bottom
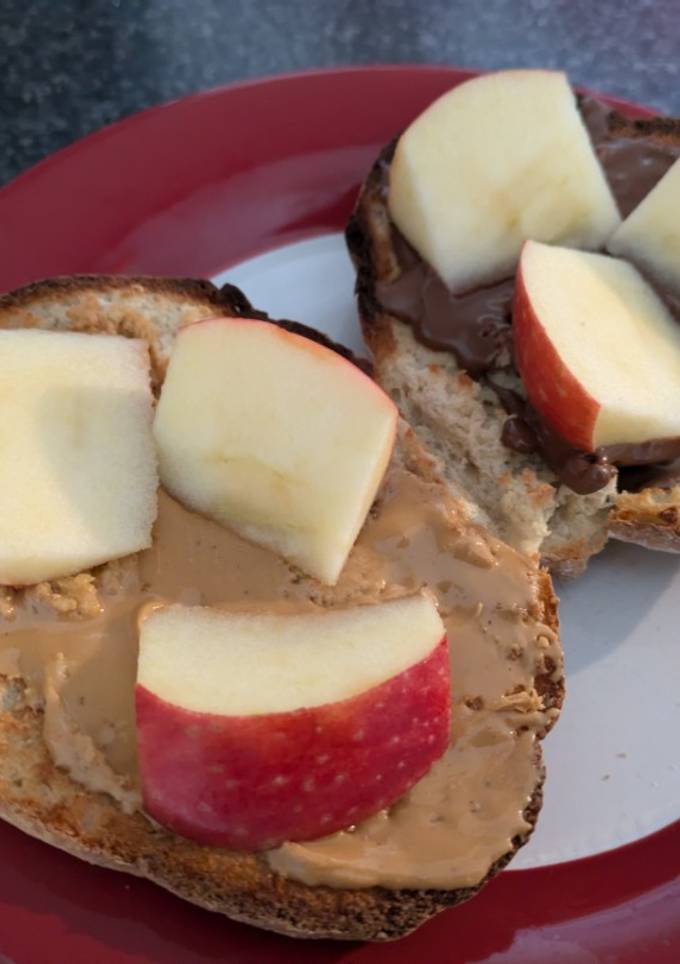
(0, 64, 678, 963)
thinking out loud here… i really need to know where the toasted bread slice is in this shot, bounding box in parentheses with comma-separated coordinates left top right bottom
(0, 276, 562, 941)
(347, 109, 680, 579)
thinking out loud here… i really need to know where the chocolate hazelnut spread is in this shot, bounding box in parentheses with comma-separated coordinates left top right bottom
(0, 464, 560, 891)
(349, 97, 680, 495)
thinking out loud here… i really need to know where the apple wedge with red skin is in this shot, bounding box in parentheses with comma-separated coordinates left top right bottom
(136, 593, 449, 851)
(513, 240, 680, 452)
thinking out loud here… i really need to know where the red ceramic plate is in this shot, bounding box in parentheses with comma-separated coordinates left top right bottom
(1, 66, 679, 964)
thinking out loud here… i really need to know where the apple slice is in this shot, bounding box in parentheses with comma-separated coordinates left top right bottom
(389, 69, 621, 292)
(136, 592, 449, 850)
(607, 156, 680, 292)
(153, 317, 397, 585)
(513, 240, 680, 451)
(0, 329, 157, 585)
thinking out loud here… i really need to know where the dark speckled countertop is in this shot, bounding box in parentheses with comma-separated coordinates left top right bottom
(1, 0, 679, 186)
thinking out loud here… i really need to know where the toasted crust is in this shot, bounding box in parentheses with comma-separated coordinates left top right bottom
(0, 601, 553, 942)
(348, 111, 680, 573)
(607, 112, 680, 147)
(609, 486, 680, 552)
(0, 274, 563, 940)
(0, 273, 225, 308)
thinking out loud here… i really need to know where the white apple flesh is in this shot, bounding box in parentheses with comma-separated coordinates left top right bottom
(607, 155, 680, 293)
(153, 317, 397, 585)
(389, 69, 621, 292)
(136, 593, 449, 850)
(513, 241, 680, 451)
(0, 329, 157, 585)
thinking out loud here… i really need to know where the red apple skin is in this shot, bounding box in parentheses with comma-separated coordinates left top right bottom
(513, 255, 600, 451)
(136, 636, 450, 850)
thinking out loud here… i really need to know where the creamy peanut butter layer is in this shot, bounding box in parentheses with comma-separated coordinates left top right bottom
(0, 465, 560, 890)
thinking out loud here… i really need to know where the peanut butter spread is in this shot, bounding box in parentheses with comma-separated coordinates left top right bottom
(0, 463, 561, 891)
